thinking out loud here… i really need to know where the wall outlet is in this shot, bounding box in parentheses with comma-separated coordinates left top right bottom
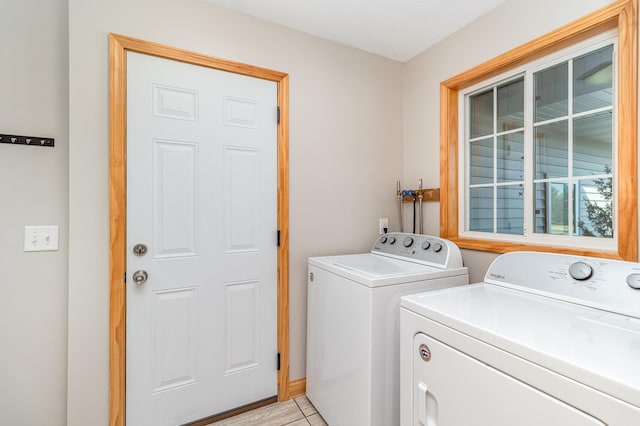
(24, 225, 59, 252)
(379, 218, 388, 234)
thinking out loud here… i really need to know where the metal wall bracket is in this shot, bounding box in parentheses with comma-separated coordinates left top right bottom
(0, 133, 54, 147)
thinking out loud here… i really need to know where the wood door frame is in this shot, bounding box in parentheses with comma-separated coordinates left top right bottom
(108, 34, 290, 426)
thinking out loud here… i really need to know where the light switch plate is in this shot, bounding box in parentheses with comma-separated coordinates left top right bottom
(24, 226, 59, 252)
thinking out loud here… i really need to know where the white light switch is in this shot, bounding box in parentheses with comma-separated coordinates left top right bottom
(24, 226, 59, 252)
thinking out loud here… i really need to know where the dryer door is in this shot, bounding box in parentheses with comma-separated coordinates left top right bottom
(411, 333, 605, 426)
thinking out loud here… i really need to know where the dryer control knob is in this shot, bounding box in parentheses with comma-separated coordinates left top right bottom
(388, 236, 396, 244)
(421, 241, 431, 250)
(568, 261, 593, 281)
(403, 237, 414, 247)
(626, 273, 640, 289)
(432, 242, 443, 253)
(380, 236, 388, 244)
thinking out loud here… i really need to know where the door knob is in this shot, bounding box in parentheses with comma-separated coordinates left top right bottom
(132, 270, 148, 285)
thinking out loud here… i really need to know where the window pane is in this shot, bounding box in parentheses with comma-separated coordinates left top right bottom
(534, 182, 569, 235)
(535, 62, 568, 122)
(470, 89, 493, 138)
(535, 121, 568, 179)
(573, 45, 613, 114)
(497, 132, 524, 183)
(573, 111, 612, 177)
(497, 185, 524, 235)
(469, 187, 494, 232)
(497, 78, 524, 131)
(576, 178, 613, 238)
(470, 137, 493, 185)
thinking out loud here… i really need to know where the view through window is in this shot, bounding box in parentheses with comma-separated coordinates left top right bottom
(464, 39, 615, 245)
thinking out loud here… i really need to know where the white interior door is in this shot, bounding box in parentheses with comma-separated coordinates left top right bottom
(126, 51, 278, 426)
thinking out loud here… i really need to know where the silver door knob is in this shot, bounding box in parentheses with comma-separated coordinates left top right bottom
(132, 270, 148, 285)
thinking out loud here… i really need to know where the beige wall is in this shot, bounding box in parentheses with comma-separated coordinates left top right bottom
(68, 0, 403, 424)
(403, 0, 619, 282)
(0, 1, 69, 425)
(4, 0, 634, 425)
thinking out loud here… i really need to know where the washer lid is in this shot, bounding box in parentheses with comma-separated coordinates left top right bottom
(308, 253, 467, 287)
(401, 284, 640, 408)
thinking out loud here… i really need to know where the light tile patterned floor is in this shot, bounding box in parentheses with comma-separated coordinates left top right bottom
(207, 396, 327, 426)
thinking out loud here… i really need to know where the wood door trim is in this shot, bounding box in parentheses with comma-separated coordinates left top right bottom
(108, 34, 290, 426)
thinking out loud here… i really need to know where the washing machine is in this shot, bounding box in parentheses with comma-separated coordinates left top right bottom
(306, 232, 468, 426)
(400, 251, 640, 426)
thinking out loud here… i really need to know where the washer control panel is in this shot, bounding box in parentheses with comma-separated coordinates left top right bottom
(372, 233, 463, 269)
(485, 252, 640, 319)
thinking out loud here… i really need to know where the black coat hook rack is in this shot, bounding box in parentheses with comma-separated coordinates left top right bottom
(0, 133, 54, 147)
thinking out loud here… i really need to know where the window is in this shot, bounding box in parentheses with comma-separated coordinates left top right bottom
(440, 0, 637, 260)
(463, 39, 615, 249)
(467, 76, 526, 236)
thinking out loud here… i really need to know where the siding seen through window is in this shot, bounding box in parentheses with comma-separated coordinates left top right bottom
(465, 41, 614, 243)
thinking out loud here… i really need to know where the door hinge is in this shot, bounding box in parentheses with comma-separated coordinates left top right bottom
(277, 352, 281, 371)
(277, 106, 280, 125)
(277, 230, 281, 247)
(123, 272, 126, 284)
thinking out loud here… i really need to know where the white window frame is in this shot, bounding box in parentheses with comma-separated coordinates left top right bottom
(457, 30, 618, 251)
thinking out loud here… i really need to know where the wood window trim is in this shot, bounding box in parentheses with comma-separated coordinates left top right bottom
(440, 0, 638, 261)
(109, 34, 291, 426)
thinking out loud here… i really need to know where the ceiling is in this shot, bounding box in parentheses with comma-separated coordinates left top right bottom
(203, 0, 508, 62)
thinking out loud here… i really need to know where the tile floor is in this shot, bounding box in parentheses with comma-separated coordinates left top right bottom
(207, 396, 327, 426)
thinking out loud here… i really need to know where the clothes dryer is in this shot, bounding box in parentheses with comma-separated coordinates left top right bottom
(400, 251, 640, 426)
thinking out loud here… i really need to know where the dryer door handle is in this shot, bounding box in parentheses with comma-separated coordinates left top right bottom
(418, 382, 438, 426)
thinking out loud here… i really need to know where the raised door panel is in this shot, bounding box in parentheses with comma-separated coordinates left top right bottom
(151, 287, 198, 393)
(153, 140, 199, 258)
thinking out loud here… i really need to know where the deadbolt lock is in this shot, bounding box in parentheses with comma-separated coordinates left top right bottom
(133, 243, 148, 257)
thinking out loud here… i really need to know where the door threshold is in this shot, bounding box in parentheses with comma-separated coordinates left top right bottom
(181, 396, 278, 426)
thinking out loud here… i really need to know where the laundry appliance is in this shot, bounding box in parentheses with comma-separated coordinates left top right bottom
(306, 233, 468, 426)
(400, 251, 640, 425)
